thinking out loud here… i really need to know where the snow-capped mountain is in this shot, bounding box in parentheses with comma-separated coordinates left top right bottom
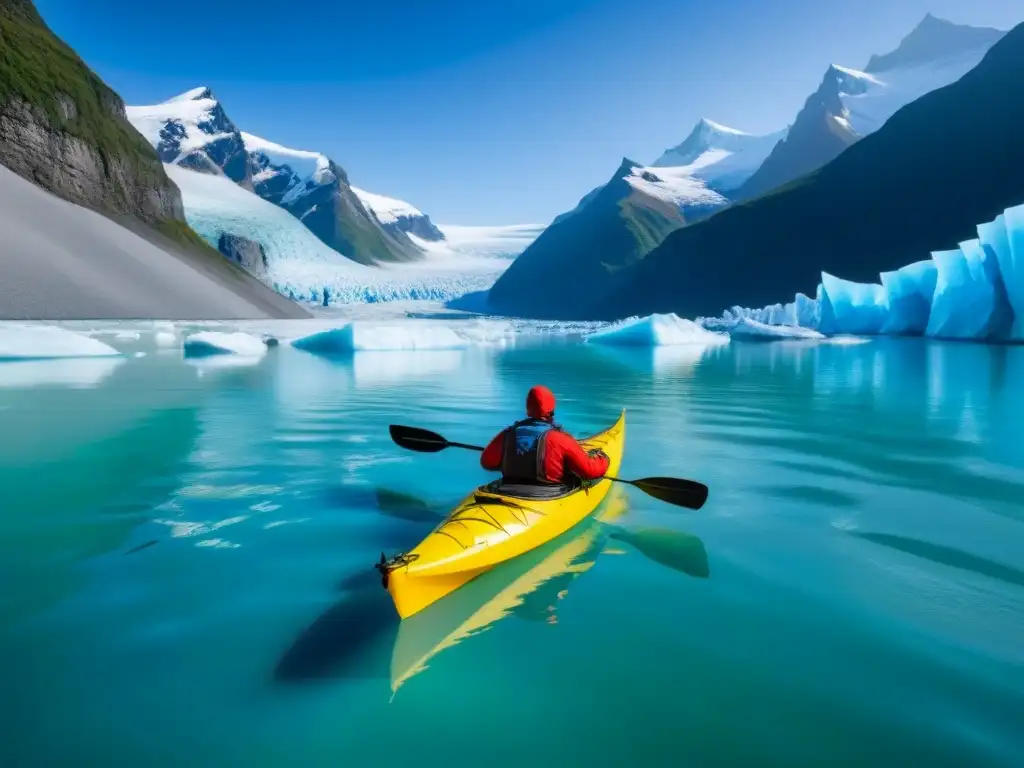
(651, 118, 787, 194)
(351, 186, 445, 241)
(126, 87, 254, 189)
(127, 88, 438, 265)
(601, 17, 1024, 324)
(738, 14, 1006, 201)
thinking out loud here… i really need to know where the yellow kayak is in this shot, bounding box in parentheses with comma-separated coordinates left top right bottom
(389, 485, 631, 695)
(381, 409, 626, 619)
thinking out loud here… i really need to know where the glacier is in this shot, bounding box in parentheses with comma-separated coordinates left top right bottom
(585, 313, 729, 347)
(166, 165, 510, 306)
(0, 325, 121, 360)
(183, 331, 268, 358)
(702, 196, 1024, 343)
(880, 260, 937, 334)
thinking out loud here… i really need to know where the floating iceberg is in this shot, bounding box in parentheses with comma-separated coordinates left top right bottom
(292, 323, 470, 354)
(880, 259, 937, 334)
(183, 331, 268, 358)
(586, 313, 729, 347)
(818, 273, 888, 335)
(925, 240, 1012, 340)
(726, 317, 824, 340)
(0, 324, 121, 360)
(0, 358, 124, 388)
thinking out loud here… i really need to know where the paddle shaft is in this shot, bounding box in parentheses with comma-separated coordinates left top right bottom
(388, 423, 707, 510)
(404, 433, 657, 492)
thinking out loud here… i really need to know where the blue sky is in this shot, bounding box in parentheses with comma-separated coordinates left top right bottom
(36, 0, 1022, 225)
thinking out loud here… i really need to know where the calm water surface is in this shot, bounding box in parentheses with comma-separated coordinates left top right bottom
(1, 328, 1023, 767)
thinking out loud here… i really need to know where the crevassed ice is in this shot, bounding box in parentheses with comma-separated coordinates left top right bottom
(999, 205, 1024, 338)
(165, 165, 504, 306)
(881, 259, 936, 334)
(819, 273, 888, 335)
(925, 240, 1012, 340)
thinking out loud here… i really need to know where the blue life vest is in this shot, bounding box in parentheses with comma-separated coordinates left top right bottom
(500, 418, 560, 484)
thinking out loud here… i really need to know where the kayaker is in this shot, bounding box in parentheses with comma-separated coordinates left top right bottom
(480, 385, 610, 486)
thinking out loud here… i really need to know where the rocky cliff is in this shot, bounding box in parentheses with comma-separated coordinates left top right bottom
(0, 0, 183, 228)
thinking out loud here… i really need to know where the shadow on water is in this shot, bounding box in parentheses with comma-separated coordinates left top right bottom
(851, 531, 1024, 590)
(273, 587, 402, 683)
(754, 484, 862, 509)
(607, 527, 710, 579)
(275, 485, 711, 690)
(275, 489, 445, 684)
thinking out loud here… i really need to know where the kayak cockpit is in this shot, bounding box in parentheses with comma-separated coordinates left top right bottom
(479, 478, 583, 501)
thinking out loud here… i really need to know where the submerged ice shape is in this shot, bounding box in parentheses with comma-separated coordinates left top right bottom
(999, 205, 1024, 338)
(586, 313, 729, 347)
(0, 357, 124, 388)
(183, 331, 268, 358)
(925, 239, 1011, 339)
(0, 325, 121, 360)
(292, 323, 470, 354)
(880, 259, 937, 334)
(351, 350, 465, 388)
(818, 273, 888, 335)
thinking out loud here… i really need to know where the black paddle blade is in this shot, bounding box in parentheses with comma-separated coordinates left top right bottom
(629, 477, 709, 510)
(389, 424, 449, 453)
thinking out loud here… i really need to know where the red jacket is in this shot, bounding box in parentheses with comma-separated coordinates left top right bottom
(480, 426, 610, 483)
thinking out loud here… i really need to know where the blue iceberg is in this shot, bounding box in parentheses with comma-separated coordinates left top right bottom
(818, 273, 888, 335)
(880, 259, 937, 335)
(1000, 204, 1024, 339)
(925, 239, 1012, 340)
(704, 200, 1024, 343)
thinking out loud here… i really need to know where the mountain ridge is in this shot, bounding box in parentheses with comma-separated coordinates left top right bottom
(598, 19, 1024, 322)
(736, 14, 1006, 201)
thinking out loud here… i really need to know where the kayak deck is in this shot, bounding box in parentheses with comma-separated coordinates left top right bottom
(382, 409, 626, 619)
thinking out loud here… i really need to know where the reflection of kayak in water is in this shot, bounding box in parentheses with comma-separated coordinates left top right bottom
(381, 410, 626, 619)
(389, 486, 632, 696)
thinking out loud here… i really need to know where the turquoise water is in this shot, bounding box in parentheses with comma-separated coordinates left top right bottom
(1, 330, 1023, 766)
